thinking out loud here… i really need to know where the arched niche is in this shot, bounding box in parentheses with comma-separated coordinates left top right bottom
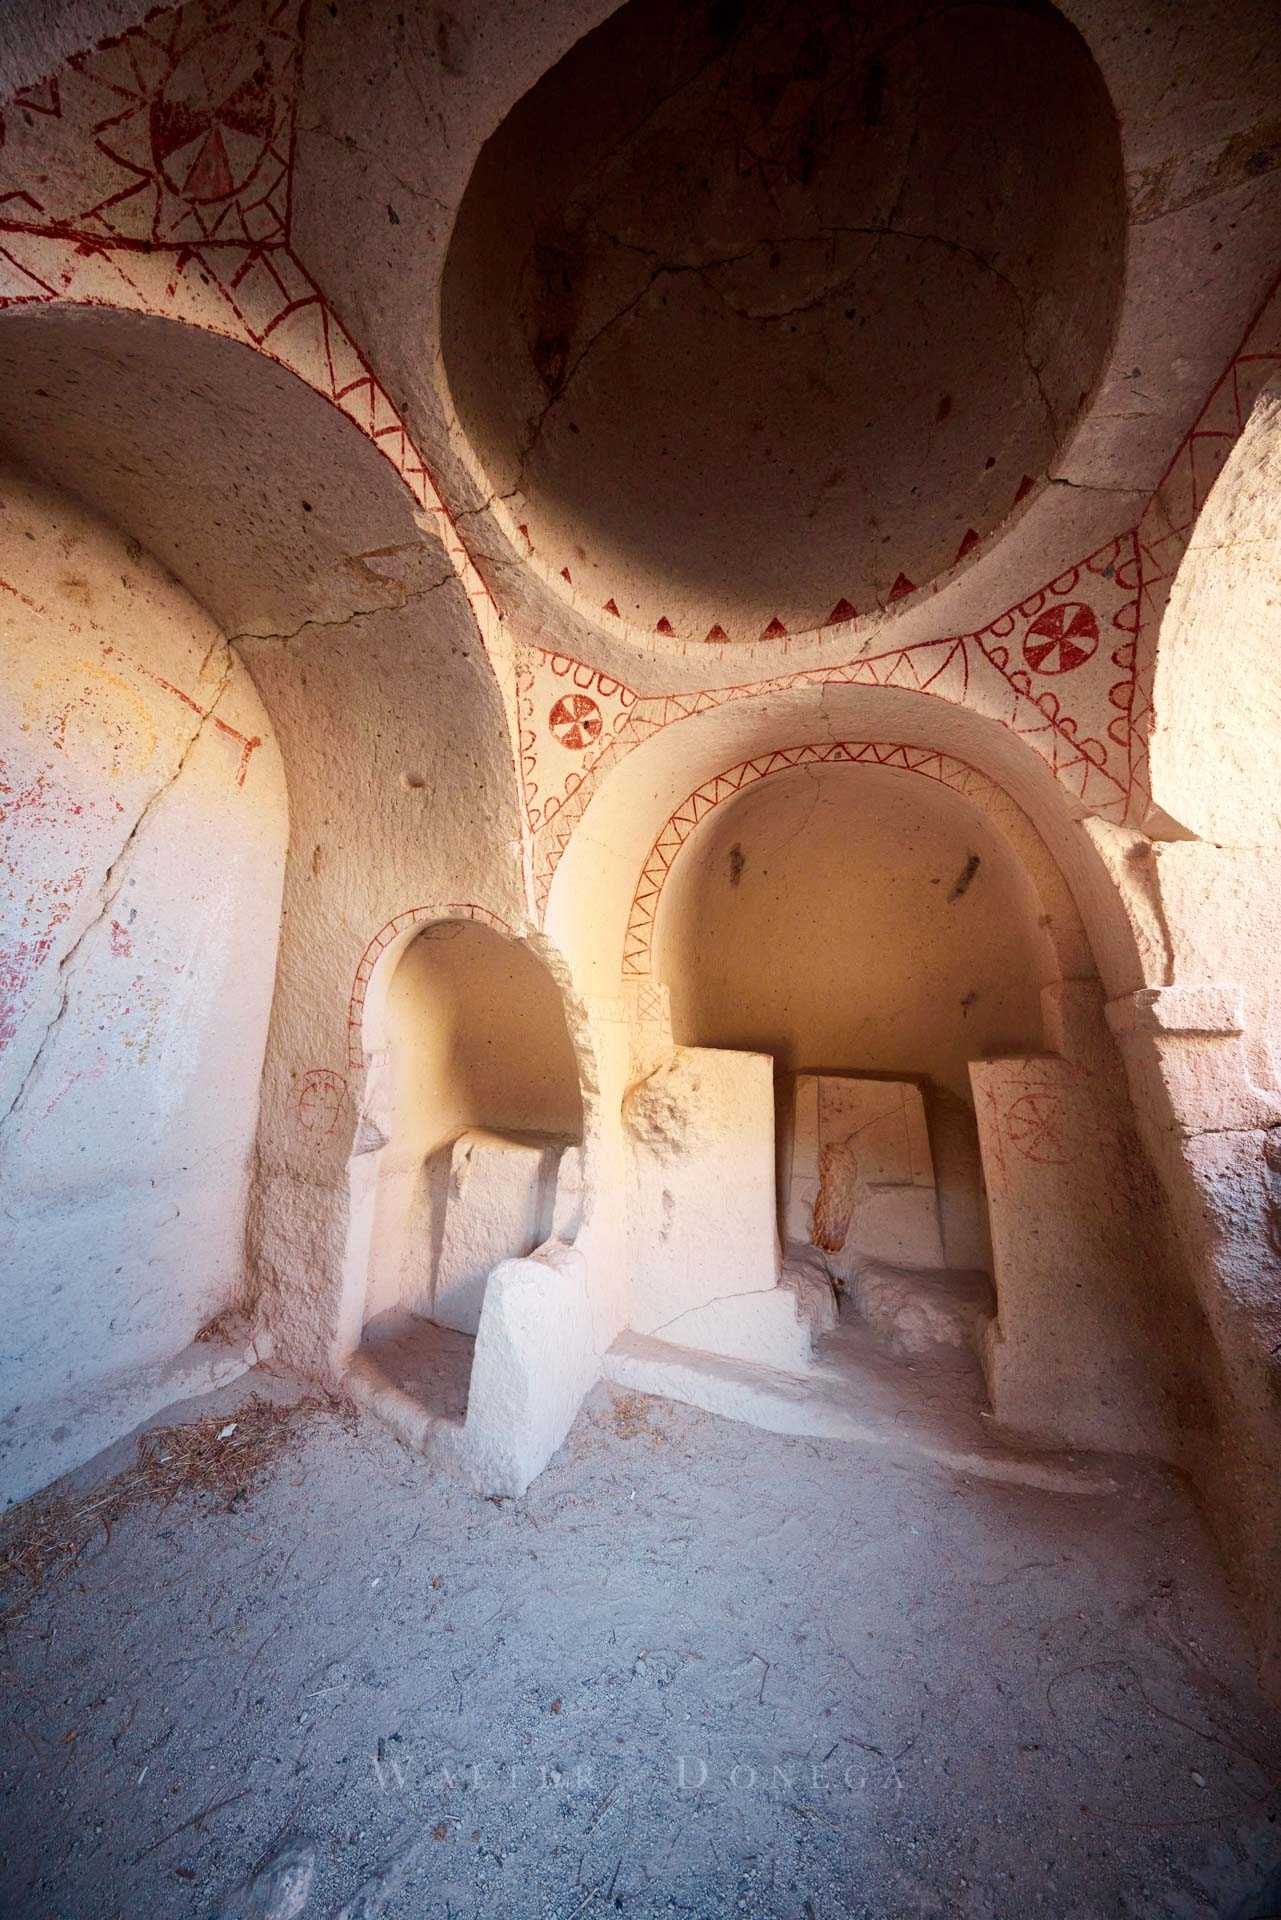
(653, 754, 1059, 1271)
(1148, 383, 1281, 848)
(656, 758, 1058, 1090)
(344, 915, 589, 1356)
(0, 301, 535, 1374)
(0, 452, 288, 1505)
(544, 680, 1134, 1004)
(546, 686, 1186, 1457)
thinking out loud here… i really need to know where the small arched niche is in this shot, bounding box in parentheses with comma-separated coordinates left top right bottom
(654, 758, 1057, 1275)
(363, 919, 585, 1342)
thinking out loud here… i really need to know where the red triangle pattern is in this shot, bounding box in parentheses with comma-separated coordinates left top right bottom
(621, 741, 984, 975)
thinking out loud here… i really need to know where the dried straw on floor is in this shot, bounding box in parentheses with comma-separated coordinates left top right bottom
(0, 1392, 344, 1626)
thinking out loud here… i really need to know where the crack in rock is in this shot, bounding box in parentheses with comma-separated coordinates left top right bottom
(511, 222, 1062, 491)
(227, 574, 458, 650)
(0, 653, 234, 1145)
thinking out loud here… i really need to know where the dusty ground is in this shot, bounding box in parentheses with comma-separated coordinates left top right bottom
(2, 1368, 1280, 1920)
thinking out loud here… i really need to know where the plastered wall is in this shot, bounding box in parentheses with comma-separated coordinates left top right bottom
(0, 462, 287, 1501)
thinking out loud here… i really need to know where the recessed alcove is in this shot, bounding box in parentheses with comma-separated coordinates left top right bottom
(655, 757, 1052, 1274)
(363, 919, 584, 1327)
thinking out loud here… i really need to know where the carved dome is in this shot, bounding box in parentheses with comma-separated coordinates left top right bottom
(443, 0, 1125, 644)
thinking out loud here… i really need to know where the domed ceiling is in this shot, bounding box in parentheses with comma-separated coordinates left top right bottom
(442, 0, 1125, 646)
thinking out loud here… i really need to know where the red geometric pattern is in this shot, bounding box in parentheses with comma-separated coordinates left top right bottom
(0, 2, 499, 649)
(1002, 1087, 1081, 1167)
(346, 902, 516, 1069)
(516, 650, 637, 832)
(968, 533, 1140, 810)
(1022, 602, 1099, 675)
(621, 742, 991, 977)
(529, 534, 1142, 918)
(294, 1066, 348, 1137)
(509, 486, 1035, 648)
(1130, 270, 1281, 817)
(0, 0, 302, 246)
(548, 693, 603, 751)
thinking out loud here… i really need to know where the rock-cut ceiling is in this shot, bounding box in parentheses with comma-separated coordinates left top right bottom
(0, 0, 1279, 887)
(442, 0, 1125, 647)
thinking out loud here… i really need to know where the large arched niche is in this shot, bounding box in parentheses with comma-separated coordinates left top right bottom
(655, 759, 1053, 1099)
(646, 747, 1083, 1276)
(0, 301, 534, 1395)
(442, 0, 1124, 646)
(544, 682, 1141, 1007)
(0, 448, 288, 1505)
(340, 913, 592, 1351)
(0, 302, 467, 640)
(1147, 383, 1281, 850)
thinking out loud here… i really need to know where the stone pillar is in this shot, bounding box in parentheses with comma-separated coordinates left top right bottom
(1106, 981, 1281, 1695)
(970, 984, 1178, 1457)
(1105, 983, 1281, 1141)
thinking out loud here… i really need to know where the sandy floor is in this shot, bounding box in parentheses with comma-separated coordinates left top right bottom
(2, 1362, 1280, 1920)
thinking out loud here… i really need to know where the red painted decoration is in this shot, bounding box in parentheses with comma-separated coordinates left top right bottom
(887, 573, 915, 602)
(1003, 1089, 1078, 1165)
(1022, 601, 1099, 675)
(548, 693, 603, 750)
(825, 599, 857, 625)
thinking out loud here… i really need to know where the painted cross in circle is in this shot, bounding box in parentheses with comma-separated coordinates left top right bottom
(548, 693, 603, 751)
(296, 1068, 348, 1137)
(1022, 601, 1099, 675)
(1003, 1089, 1078, 1166)
(150, 54, 279, 203)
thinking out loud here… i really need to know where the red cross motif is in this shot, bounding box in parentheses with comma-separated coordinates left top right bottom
(150, 52, 279, 204)
(295, 1068, 348, 1137)
(1003, 1090, 1079, 1166)
(1022, 602, 1099, 675)
(548, 694, 603, 751)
